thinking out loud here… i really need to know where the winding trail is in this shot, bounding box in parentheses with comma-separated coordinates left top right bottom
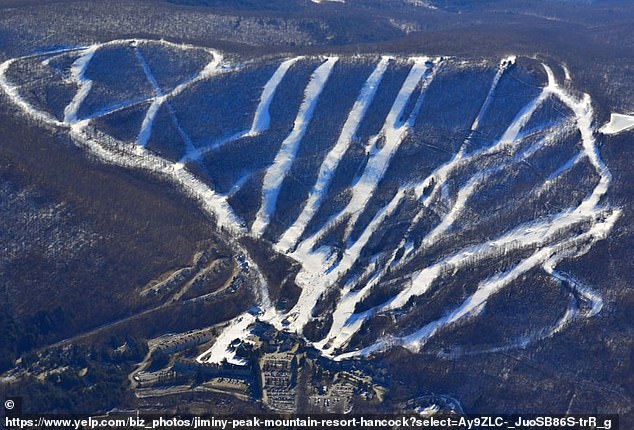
(330, 64, 619, 359)
(0, 39, 242, 231)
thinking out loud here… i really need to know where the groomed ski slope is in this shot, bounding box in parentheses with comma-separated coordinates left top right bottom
(297, 56, 437, 253)
(0, 40, 619, 364)
(251, 57, 338, 237)
(181, 57, 299, 162)
(277, 56, 391, 251)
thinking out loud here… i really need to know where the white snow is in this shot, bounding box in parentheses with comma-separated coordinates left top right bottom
(396, 210, 619, 353)
(0, 59, 65, 126)
(1, 44, 620, 362)
(277, 56, 391, 251)
(136, 96, 165, 147)
(297, 57, 436, 257)
(600, 113, 634, 135)
(339, 57, 434, 241)
(403, 0, 438, 9)
(417, 96, 551, 249)
(250, 57, 300, 135)
(544, 64, 611, 211)
(134, 48, 166, 147)
(267, 57, 436, 336)
(196, 313, 256, 366)
(135, 47, 163, 96)
(293, 189, 406, 334)
(470, 56, 515, 132)
(335, 206, 618, 360)
(544, 261, 603, 317)
(372, 57, 516, 277)
(135, 45, 226, 152)
(327, 203, 607, 355)
(0, 40, 269, 369)
(251, 57, 339, 236)
(63, 46, 98, 124)
(389, 86, 551, 271)
(181, 57, 300, 162)
(261, 59, 618, 359)
(34, 46, 86, 64)
(68, 121, 242, 231)
(546, 153, 583, 182)
(330, 64, 620, 359)
(0, 40, 243, 233)
(562, 64, 572, 82)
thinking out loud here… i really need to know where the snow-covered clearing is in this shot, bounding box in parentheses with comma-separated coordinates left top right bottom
(600, 113, 634, 135)
(196, 313, 256, 366)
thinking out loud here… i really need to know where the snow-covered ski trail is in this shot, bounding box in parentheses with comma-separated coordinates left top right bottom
(329, 66, 619, 359)
(545, 263, 602, 318)
(289, 188, 407, 333)
(386, 85, 552, 276)
(470, 56, 516, 132)
(134, 46, 163, 96)
(267, 57, 438, 336)
(134, 44, 227, 157)
(63, 46, 97, 124)
(0, 58, 65, 126)
(318, 121, 575, 353)
(250, 57, 301, 135)
(334, 208, 619, 360)
(338, 56, 436, 243)
(294, 57, 436, 257)
(251, 57, 339, 237)
(323, 196, 614, 355)
(0, 40, 243, 233)
(400, 211, 617, 353)
(180, 57, 300, 162)
(543, 64, 612, 212)
(134, 46, 166, 147)
(277, 56, 391, 252)
(357, 56, 518, 289)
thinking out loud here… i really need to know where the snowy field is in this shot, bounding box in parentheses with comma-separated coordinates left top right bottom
(600, 113, 634, 135)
